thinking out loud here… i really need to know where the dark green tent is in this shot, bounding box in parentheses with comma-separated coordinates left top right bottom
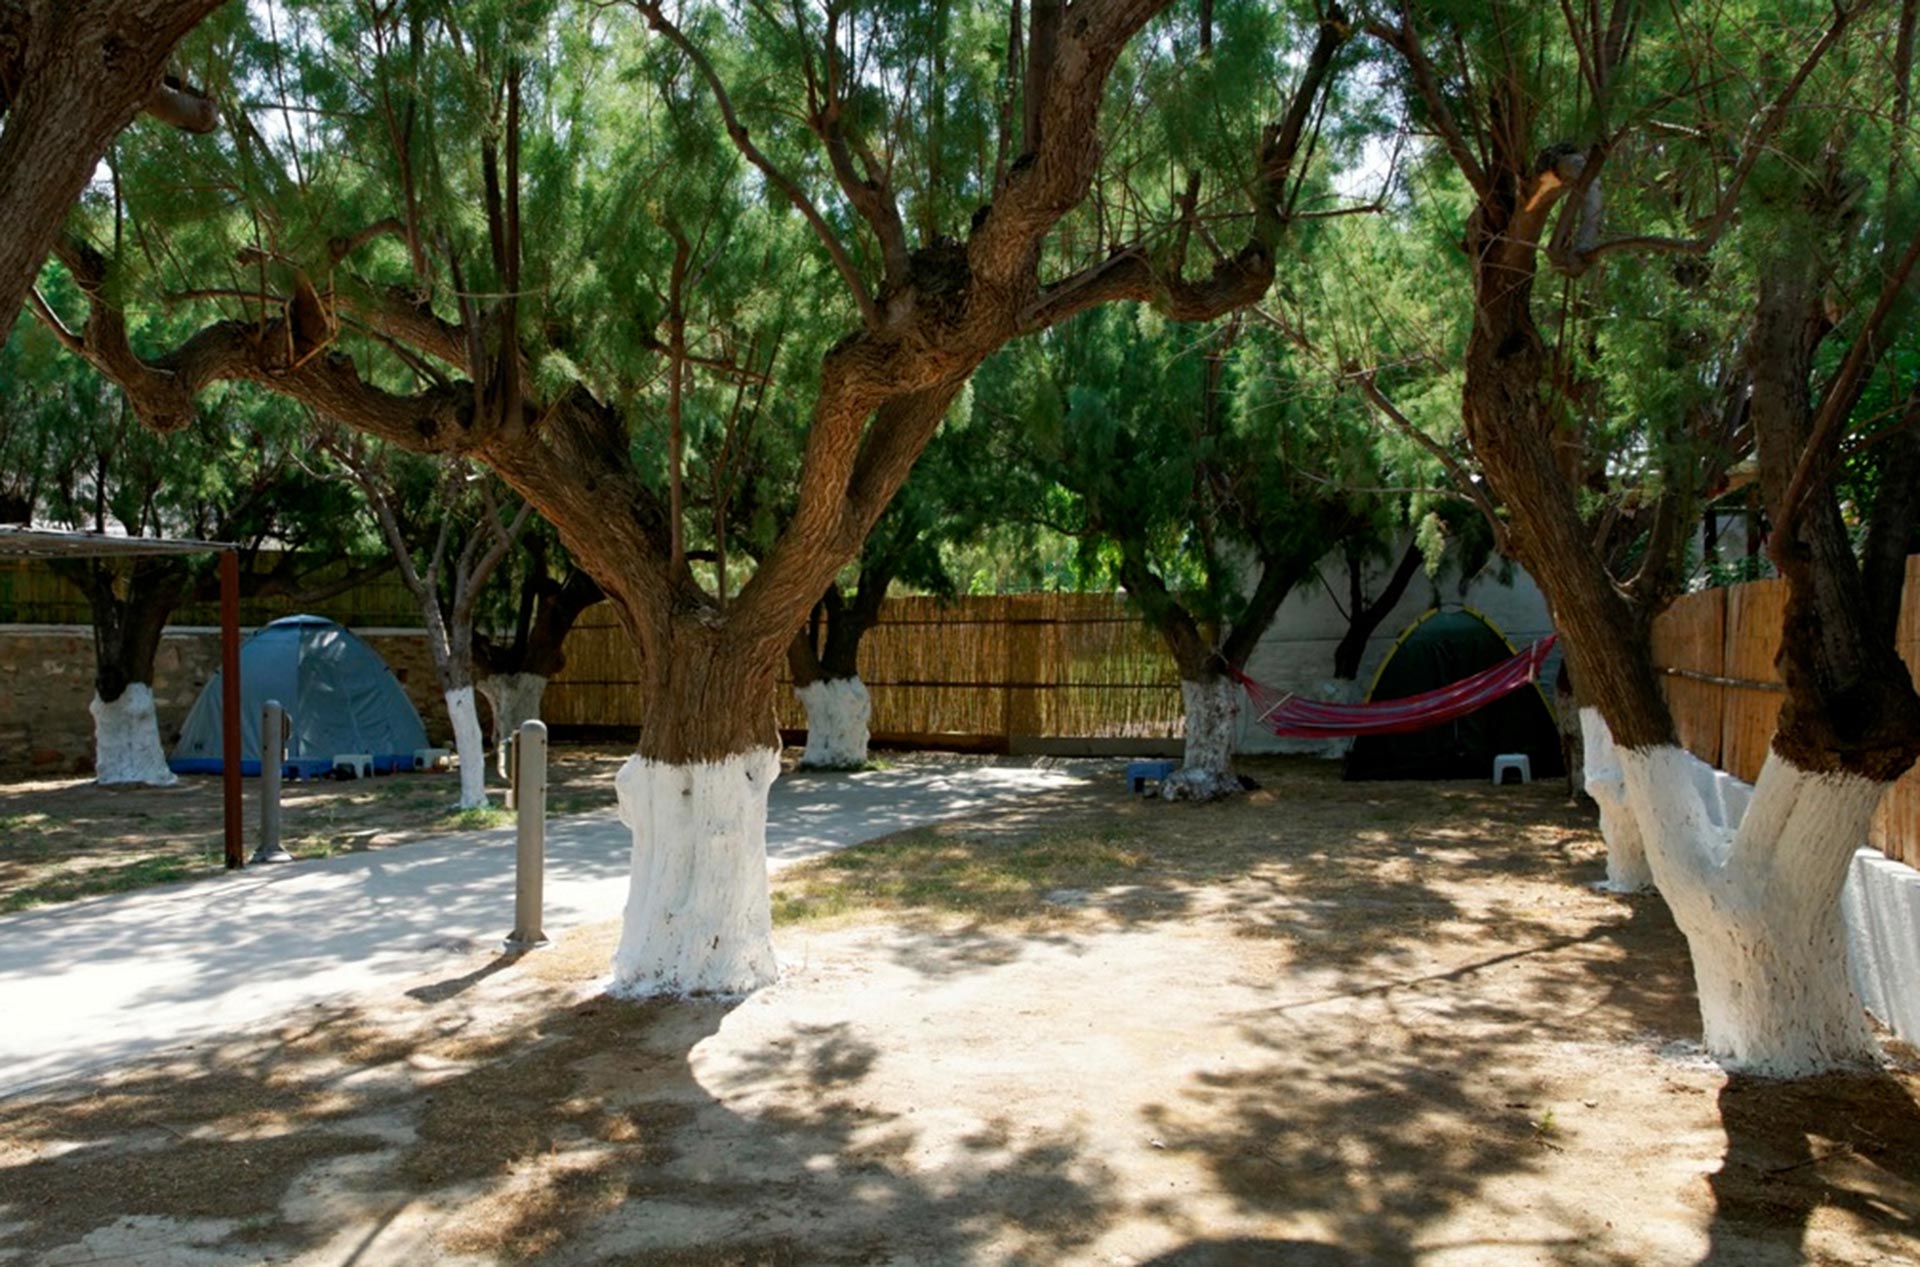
(1344, 608, 1565, 782)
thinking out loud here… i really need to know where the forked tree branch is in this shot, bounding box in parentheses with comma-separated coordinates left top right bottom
(633, 0, 880, 327)
(1022, 5, 1351, 333)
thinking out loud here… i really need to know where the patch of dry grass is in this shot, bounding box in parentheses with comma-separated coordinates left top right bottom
(772, 757, 1595, 937)
(0, 743, 629, 910)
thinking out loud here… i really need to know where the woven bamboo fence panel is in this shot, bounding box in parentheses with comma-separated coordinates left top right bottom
(543, 592, 1185, 741)
(1651, 563, 1920, 870)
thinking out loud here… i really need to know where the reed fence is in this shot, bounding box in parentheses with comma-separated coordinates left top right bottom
(1649, 557, 1920, 870)
(544, 592, 1186, 745)
(0, 555, 421, 628)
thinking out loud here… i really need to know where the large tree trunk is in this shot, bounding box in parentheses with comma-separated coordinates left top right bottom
(611, 626, 783, 997)
(478, 673, 548, 777)
(58, 558, 187, 786)
(1617, 747, 1885, 1074)
(1331, 539, 1423, 681)
(779, 575, 883, 771)
(443, 681, 489, 810)
(1578, 709, 1653, 892)
(793, 676, 872, 770)
(90, 683, 173, 787)
(1162, 672, 1242, 800)
(476, 566, 599, 775)
(785, 589, 880, 771)
(1435, 111, 1920, 1074)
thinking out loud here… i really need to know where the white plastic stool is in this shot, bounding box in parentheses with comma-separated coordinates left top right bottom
(1492, 753, 1531, 785)
(414, 747, 450, 771)
(333, 753, 374, 779)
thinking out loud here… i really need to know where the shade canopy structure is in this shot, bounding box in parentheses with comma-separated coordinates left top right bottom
(1343, 608, 1566, 782)
(0, 525, 247, 867)
(0, 526, 230, 558)
(172, 615, 428, 776)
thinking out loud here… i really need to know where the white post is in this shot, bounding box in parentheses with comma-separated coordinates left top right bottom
(251, 700, 294, 865)
(505, 720, 549, 951)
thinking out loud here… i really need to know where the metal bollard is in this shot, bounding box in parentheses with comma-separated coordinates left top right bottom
(504, 720, 549, 951)
(504, 730, 518, 811)
(251, 700, 294, 864)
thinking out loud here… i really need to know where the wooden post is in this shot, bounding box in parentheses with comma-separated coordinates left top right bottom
(219, 550, 243, 870)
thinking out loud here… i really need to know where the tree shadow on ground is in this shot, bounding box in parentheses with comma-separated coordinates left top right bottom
(1696, 1069, 1920, 1266)
(0, 975, 1121, 1265)
(1132, 1238, 1376, 1265)
(1130, 908, 1695, 1264)
(778, 757, 1612, 996)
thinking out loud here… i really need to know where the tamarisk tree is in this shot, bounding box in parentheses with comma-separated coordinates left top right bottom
(326, 437, 531, 810)
(1371, 0, 1920, 1073)
(38, 0, 1353, 994)
(473, 529, 602, 776)
(981, 310, 1380, 798)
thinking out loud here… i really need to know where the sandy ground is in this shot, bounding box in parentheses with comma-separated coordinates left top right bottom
(0, 745, 630, 911)
(1, 759, 1916, 1266)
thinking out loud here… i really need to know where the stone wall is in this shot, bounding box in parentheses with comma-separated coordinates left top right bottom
(0, 626, 449, 777)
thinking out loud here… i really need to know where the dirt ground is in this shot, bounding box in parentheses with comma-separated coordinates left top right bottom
(0, 744, 630, 911)
(2, 758, 1917, 1266)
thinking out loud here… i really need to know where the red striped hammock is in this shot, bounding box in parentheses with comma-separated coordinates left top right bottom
(1231, 634, 1558, 740)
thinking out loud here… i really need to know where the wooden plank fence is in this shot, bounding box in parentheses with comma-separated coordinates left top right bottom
(545, 592, 1186, 747)
(1650, 557, 1920, 870)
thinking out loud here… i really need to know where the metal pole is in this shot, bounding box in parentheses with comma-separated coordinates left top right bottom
(505, 719, 549, 952)
(252, 701, 293, 865)
(219, 550, 244, 869)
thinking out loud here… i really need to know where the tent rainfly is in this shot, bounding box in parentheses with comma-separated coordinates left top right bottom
(172, 615, 428, 776)
(1343, 608, 1566, 782)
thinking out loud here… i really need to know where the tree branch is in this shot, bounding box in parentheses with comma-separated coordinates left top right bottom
(1022, 5, 1351, 332)
(1353, 371, 1509, 551)
(633, 0, 880, 327)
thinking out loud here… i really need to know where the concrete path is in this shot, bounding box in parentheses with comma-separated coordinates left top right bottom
(0, 759, 1100, 1097)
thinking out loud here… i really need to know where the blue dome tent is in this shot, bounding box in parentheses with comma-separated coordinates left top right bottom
(171, 615, 429, 776)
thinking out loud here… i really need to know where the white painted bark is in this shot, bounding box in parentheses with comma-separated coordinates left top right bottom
(444, 685, 489, 809)
(478, 673, 548, 777)
(1618, 745, 1887, 1075)
(90, 685, 178, 787)
(1579, 708, 1653, 892)
(610, 748, 781, 996)
(796, 675, 872, 769)
(1163, 676, 1242, 801)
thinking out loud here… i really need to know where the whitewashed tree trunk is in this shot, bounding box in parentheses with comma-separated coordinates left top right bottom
(1618, 745, 1886, 1075)
(1163, 675, 1243, 801)
(1580, 708, 1654, 892)
(610, 748, 781, 995)
(479, 673, 549, 777)
(444, 685, 489, 809)
(795, 675, 872, 769)
(90, 685, 178, 787)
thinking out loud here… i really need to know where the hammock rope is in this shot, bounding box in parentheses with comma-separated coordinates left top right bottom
(1231, 634, 1558, 740)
